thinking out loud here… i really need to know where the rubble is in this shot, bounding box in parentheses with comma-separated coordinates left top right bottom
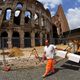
(8, 47, 24, 57)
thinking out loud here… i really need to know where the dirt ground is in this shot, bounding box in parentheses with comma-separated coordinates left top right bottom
(0, 44, 80, 69)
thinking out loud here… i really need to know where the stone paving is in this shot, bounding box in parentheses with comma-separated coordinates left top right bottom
(0, 45, 80, 80)
(0, 59, 80, 80)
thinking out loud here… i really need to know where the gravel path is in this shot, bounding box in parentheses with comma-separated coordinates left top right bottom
(0, 59, 80, 80)
(0, 45, 80, 80)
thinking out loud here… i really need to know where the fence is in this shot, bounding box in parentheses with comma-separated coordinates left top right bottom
(0, 37, 45, 49)
(0, 37, 80, 49)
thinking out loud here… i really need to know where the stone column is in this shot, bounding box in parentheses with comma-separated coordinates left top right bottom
(0, 14, 4, 27)
(20, 31, 24, 48)
(0, 32, 1, 48)
(31, 31, 35, 47)
(40, 32, 43, 46)
(20, 11, 24, 26)
(7, 31, 12, 48)
(38, 14, 42, 26)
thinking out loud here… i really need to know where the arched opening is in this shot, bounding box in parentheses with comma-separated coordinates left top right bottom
(3, 8, 12, 21)
(52, 25, 58, 38)
(41, 17, 44, 26)
(3, 0, 5, 2)
(25, 10, 32, 23)
(34, 13, 39, 25)
(6, 9, 12, 21)
(58, 25, 63, 37)
(14, 9, 21, 25)
(12, 31, 20, 47)
(1, 31, 8, 48)
(1, 8, 12, 28)
(24, 32, 31, 47)
(16, 2, 23, 9)
(52, 24, 58, 44)
(0, 9, 2, 15)
(35, 32, 40, 46)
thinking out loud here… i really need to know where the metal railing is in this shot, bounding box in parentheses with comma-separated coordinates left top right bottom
(0, 37, 80, 49)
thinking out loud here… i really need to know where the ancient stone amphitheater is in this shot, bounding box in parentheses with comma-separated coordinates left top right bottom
(0, 0, 52, 48)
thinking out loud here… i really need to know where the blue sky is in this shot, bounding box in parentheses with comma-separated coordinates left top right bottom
(38, 0, 80, 30)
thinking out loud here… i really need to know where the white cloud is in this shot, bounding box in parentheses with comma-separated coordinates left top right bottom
(66, 7, 80, 30)
(38, 0, 62, 8)
(38, 0, 62, 15)
(73, 0, 80, 3)
(38, 0, 80, 30)
(77, 0, 80, 2)
(51, 11, 55, 16)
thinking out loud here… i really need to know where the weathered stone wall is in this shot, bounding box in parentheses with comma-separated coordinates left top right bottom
(52, 5, 69, 38)
(0, 0, 52, 48)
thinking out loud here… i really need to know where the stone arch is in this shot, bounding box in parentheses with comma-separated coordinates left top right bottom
(12, 31, 20, 47)
(34, 13, 39, 20)
(52, 24, 58, 44)
(24, 10, 32, 23)
(0, 8, 2, 15)
(34, 13, 39, 25)
(57, 23, 62, 36)
(2, 0, 5, 2)
(41, 16, 45, 26)
(24, 32, 31, 47)
(1, 31, 8, 48)
(16, 2, 23, 9)
(52, 24, 58, 38)
(35, 32, 40, 46)
(3, 8, 12, 21)
(14, 9, 21, 25)
(1, 8, 12, 28)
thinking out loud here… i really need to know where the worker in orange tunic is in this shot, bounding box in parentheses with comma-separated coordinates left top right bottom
(42, 40, 56, 77)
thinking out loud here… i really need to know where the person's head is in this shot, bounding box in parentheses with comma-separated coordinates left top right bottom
(45, 40, 49, 46)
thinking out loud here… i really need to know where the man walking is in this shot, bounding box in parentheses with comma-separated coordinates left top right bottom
(42, 40, 56, 77)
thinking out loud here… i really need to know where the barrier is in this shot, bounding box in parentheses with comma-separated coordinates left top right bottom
(55, 50, 67, 58)
(56, 50, 80, 63)
(67, 53, 80, 63)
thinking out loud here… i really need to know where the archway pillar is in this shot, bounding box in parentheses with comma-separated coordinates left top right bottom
(39, 14, 42, 26)
(20, 31, 24, 48)
(31, 31, 35, 47)
(40, 32, 43, 46)
(20, 11, 24, 25)
(0, 32, 1, 48)
(8, 31, 12, 48)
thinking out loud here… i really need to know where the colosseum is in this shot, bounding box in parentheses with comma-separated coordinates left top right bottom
(0, 0, 53, 48)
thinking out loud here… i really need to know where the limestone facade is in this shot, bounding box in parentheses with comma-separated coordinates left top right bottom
(0, 0, 52, 48)
(52, 5, 70, 38)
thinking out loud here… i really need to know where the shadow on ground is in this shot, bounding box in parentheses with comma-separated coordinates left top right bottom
(43, 67, 62, 78)
(61, 60, 80, 71)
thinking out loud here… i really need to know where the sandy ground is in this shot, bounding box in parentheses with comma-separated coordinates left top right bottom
(0, 44, 80, 80)
(0, 44, 67, 60)
(0, 44, 80, 69)
(0, 59, 80, 80)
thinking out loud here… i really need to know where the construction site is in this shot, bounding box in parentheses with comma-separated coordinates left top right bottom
(0, 0, 80, 80)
